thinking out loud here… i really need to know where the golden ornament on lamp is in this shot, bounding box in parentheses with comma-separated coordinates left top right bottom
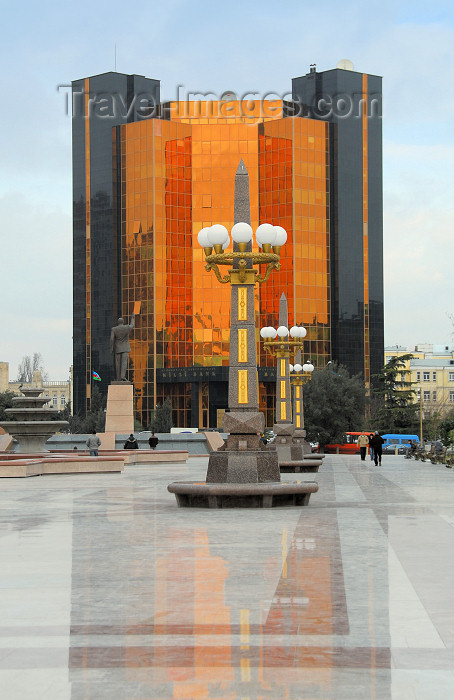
(198, 222, 287, 286)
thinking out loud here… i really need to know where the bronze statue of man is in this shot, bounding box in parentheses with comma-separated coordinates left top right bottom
(110, 313, 135, 381)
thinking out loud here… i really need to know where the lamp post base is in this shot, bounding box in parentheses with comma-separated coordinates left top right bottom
(206, 410, 280, 483)
(206, 447, 280, 483)
(292, 428, 313, 455)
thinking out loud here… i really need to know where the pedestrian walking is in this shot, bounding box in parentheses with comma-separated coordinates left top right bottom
(369, 433, 375, 462)
(86, 430, 101, 456)
(370, 431, 384, 466)
(357, 431, 369, 461)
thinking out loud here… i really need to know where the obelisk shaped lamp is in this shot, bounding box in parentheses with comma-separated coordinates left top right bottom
(167, 161, 319, 506)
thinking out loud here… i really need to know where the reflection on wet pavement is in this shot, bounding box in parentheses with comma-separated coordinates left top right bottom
(1, 455, 454, 698)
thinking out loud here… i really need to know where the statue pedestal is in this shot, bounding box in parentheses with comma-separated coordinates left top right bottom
(105, 384, 134, 434)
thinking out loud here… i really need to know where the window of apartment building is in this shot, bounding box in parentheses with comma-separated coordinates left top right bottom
(449, 372, 454, 382)
(423, 391, 430, 402)
(450, 391, 454, 403)
(433, 372, 437, 381)
(52, 394, 58, 406)
(61, 395, 66, 406)
(416, 371, 420, 381)
(423, 372, 430, 381)
(432, 391, 437, 401)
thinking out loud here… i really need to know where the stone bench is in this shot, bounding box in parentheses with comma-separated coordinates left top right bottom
(48, 449, 189, 464)
(1, 452, 73, 460)
(0, 459, 43, 477)
(101, 449, 189, 465)
(280, 460, 321, 473)
(0, 455, 125, 478)
(39, 456, 125, 474)
(168, 480, 319, 508)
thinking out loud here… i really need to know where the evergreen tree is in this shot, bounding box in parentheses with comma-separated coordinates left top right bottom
(372, 354, 418, 432)
(438, 410, 454, 444)
(65, 386, 106, 433)
(0, 390, 16, 421)
(150, 398, 173, 433)
(303, 363, 367, 449)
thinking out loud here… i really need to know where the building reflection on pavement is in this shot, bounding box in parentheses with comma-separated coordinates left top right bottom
(66, 477, 391, 699)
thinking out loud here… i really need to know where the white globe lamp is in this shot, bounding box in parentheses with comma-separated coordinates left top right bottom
(277, 325, 289, 338)
(273, 226, 287, 251)
(231, 222, 253, 252)
(207, 224, 229, 252)
(197, 227, 212, 252)
(255, 223, 277, 252)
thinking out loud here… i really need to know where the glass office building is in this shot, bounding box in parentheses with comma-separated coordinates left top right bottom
(72, 65, 383, 428)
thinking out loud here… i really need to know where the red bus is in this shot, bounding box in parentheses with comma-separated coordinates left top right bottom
(324, 431, 373, 454)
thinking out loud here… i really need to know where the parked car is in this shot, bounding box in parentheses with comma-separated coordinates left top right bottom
(382, 443, 406, 455)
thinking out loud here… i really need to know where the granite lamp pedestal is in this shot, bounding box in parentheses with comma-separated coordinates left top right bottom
(206, 411, 280, 484)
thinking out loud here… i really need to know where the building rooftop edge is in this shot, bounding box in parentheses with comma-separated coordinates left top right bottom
(72, 71, 158, 83)
(292, 67, 383, 81)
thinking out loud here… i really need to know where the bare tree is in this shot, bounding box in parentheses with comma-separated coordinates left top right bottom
(447, 312, 454, 339)
(17, 353, 48, 383)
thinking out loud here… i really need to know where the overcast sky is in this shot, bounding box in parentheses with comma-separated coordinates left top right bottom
(1, 0, 453, 379)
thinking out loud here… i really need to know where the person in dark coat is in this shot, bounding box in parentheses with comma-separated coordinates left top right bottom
(124, 434, 139, 449)
(368, 433, 375, 462)
(148, 433, 159, 450)
(370, 431, 384, 466)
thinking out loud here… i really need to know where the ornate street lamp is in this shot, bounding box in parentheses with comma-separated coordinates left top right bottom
(200, 222, 286, 415)
(168, 160, 318, 507)
(260, 321, 307, 428)
(290, 354, 314, 449)
(259, 292, 315, 469)
(259, 293, 321, 472)
(198, 221, 286, 286)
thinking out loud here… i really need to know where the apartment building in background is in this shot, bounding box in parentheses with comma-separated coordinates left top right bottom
(385, 345, 454, 419)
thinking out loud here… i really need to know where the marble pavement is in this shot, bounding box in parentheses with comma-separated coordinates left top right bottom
(1, 453, 454, 698)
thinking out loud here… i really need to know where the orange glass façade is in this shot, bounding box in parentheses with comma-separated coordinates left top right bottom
(118, 101, 331, 426)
